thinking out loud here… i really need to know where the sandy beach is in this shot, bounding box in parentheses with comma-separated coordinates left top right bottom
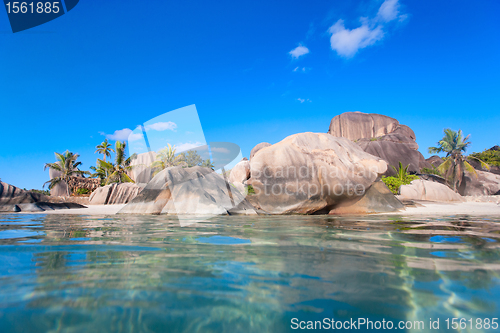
(16, 201, 500, 216)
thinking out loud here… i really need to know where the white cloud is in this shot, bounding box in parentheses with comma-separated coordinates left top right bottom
(289, 45, 309, 59)
(175, 141, 204, 152)
(145, 121, 177, 132)
(377, 0, 401, 22)
(211, 147, 230, 154)
(297, 98, 305, 103)
(329, 20, 384, 58)
(293, 67, 308, 72)
(328, 0, 406, 58)
(102, 128, 143, 142)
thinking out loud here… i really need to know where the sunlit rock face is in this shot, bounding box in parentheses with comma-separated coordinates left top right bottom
(0, 181, 85, 212)
(247, 132, 388, 214)
(328, 111, 400, 141)
(328, 181, 404, 214)
(228, 159, 250, 194)
(459, 170, 500, 196)
(118, 166, 257, 215)
(328, 111, 431, 176)
(250, 142, 271, 161)
(0, 181, 45, 204)
(399, 179, 464, 202)
(89, 183, 146, 205)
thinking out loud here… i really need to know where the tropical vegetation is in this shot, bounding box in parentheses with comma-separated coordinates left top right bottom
(100, 141, 136, 185)
(43, 150, 90, 196)
(151, 144, 184, 176)
(382, 162, 419, 194)
(428, 129, 489, 192)
(95, 139, 115, 162)
(150, 145, 215, 175)
(469, 147, 500, 167)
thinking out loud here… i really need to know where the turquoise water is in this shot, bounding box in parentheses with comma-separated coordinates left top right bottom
(0, 214, 500, 332)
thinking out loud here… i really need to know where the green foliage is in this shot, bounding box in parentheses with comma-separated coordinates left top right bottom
(44, 150, 90, 196)
(200, 158, 215, 170)
(178, 150, 203, 167)
(428, 128, 479, 192)
(25, 188, 51, 196)
(469, 149, 500, 167)
(370, 137, 379, 141)
(382, 174, 419, 194)
(151, 144, 184, 175)
(428, 128, 471, 156)
(246, 184, 256, 195)
(392, 162, 410, 181)
(75, 188, 90, 195)
(95, 139, 115, 162)
(420, 166, 441, 176)
(104, 141, 135, 185)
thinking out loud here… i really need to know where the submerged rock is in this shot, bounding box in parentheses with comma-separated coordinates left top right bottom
(399, 179, 464, 202)
(118, 166, 257, 215)
(247, 132, 388, 214)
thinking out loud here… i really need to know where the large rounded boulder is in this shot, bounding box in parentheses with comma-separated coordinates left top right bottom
(247, 132, 388, 214)
(118, 166, 257, 215)
(399, 179, 464, 202)
(328, 112, 430, 175)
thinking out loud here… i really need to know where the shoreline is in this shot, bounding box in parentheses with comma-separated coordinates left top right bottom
(11, 201, 500, 216)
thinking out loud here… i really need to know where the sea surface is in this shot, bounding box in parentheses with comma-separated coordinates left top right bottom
(0, 213, 499, 332)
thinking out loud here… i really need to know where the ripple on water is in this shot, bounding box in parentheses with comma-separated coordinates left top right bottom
(0, 213, 499, 332)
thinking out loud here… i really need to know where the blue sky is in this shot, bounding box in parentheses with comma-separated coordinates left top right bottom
(0, 0, 499, 189)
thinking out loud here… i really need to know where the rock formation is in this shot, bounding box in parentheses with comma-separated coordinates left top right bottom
(426, 155, 444, 167)
(250, 142, 271, 160)
(328, 112, 430, 176)
(0, 181, 85, 212)
(247, 132, 388, 214)
(458, 170, 500, 196)
(49, 168, 69, 196)
(328, 112, 399, 141)
(328, 181, 404, 214)
(118, 166, 257, 215)
(89, 183, 146, 205)
(399, 179, 464, 202)
(0, 181, 46, 204)
(129, 151, 158, 183)
(228, 158, 251, 194)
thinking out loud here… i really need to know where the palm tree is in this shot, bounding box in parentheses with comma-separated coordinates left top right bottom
(95, 139, 115, 162)
(90, 159, 113, 186)
(105, 141, 135, 184)
(429, 129, 489, 192)
(151, 144, 183, 176)
(392, 162, 410, 181)
(44, 151, 90, 196)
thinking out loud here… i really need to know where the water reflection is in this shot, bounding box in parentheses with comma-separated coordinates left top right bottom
(0, 214, 499, 332)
